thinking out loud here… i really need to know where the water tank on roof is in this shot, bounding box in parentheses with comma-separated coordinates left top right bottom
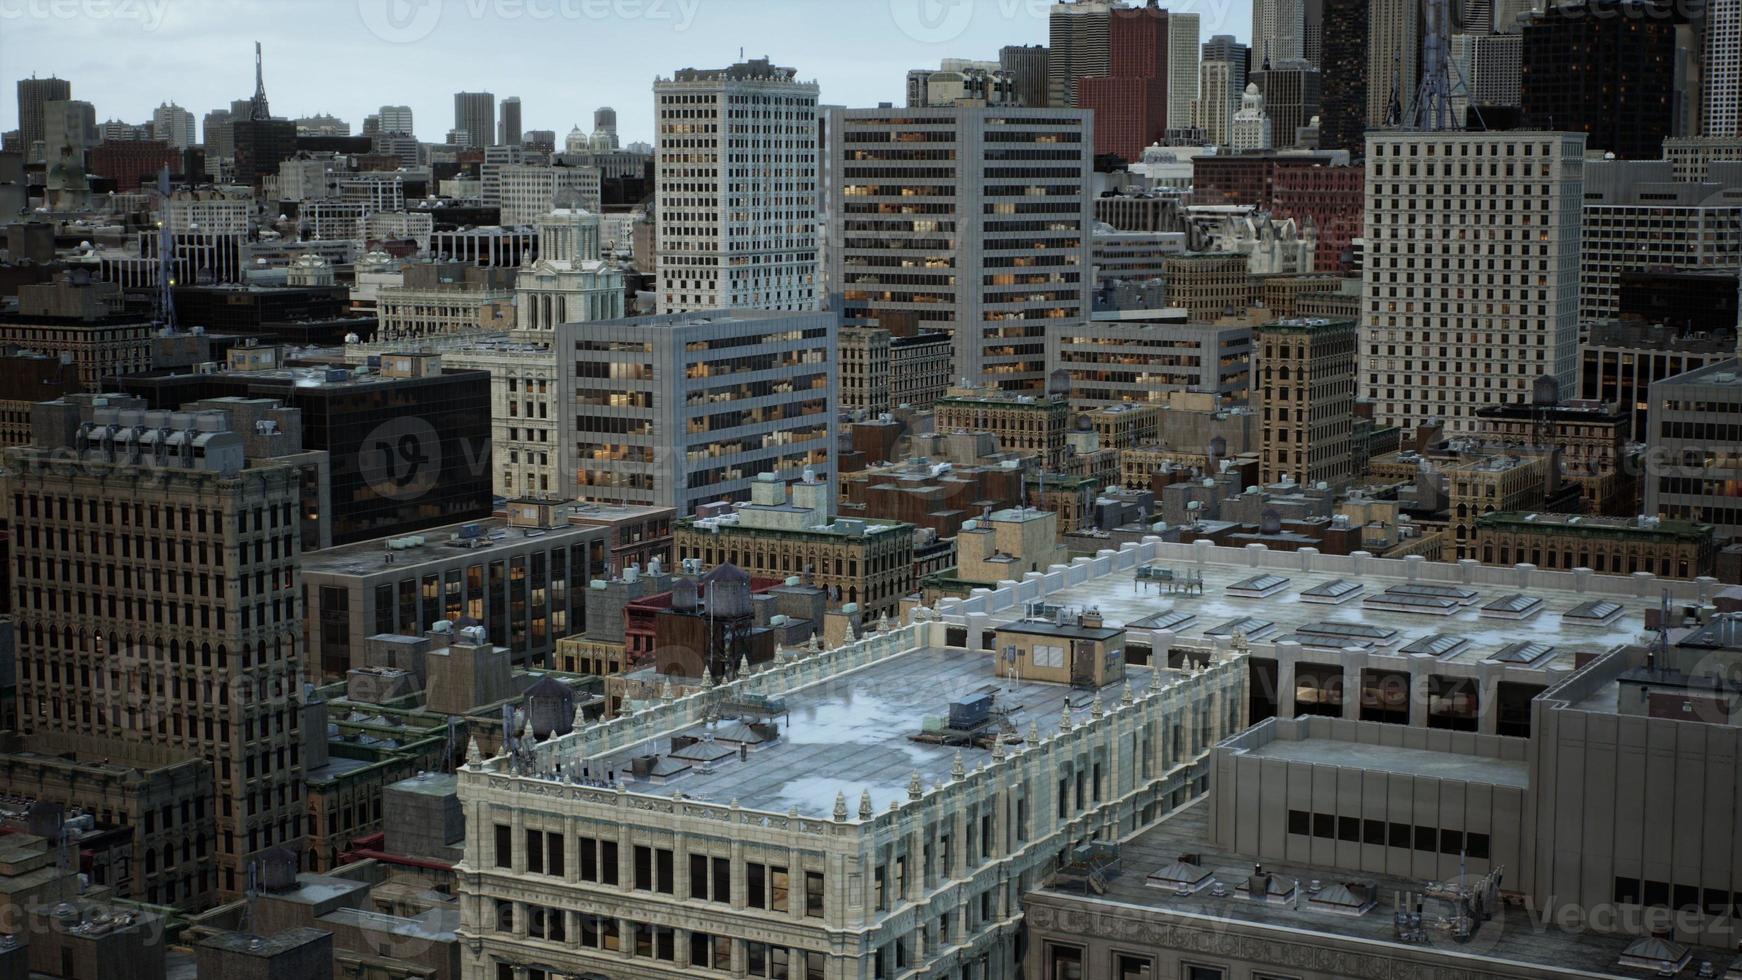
(523, 676, 576, 739)
(672, 576, 700, 613)
(1533, 374, 1560, 407)
(1209, 435, 1227, 459)
(705, 564, 753, 619)
(1047, 368, 1072, 399)
(1260, 508, 1283, 535)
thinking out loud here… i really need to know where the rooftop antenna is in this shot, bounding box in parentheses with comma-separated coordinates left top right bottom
(249, 41, 271, 121)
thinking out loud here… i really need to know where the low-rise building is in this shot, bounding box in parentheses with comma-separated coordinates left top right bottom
(1049, 311, 1253, 409)
(935, 385, 1071, 469)
(675, 471, 915, 623)
(1474, 512, 1718, 579)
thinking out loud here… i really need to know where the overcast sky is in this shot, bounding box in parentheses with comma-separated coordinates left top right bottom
(2, 0, 1253, 143)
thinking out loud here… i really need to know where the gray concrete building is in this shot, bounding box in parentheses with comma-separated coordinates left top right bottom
(1048, 311, 1253, 408)
(829, 104, 1094, 390)
(1646, 359, 1742, 539)
(556, 309, 838, 515)
(1579, 159, 1742, 323)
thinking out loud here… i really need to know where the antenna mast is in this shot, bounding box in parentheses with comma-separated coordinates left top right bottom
(249, 41, 271, 121)
(154, 165, 177, 331)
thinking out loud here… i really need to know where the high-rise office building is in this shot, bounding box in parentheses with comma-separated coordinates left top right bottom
(559, 309, 838, 515)
(498, 96, 522, 146)
(1366, 0, 1420, 125)
(1167, 12, 1200, 132)
(453, 91, 494, 150)
(1520, 0, 1678, 160)
(1255, 316, 1356, 487)
(1250, 58, 1321, 149)
(16, 75, 71, 162)
(829, 105, 1094, 389)
(1197, 37, 1250, 145)
(9, 397, 309, 901)
(1079, 4, 1168, 160)
(1578, 159, 1742, 322)
(654, 58, 819, 314)
(1231, 83, 1276, 150)
(1253, 0, 1306, 64)
(1302, 0, 1325, 64)
(1318, 0, 1367, 153)
(152, 101, 196, 149)
(592, 106, 619, 149)
(1361, 131, 1587, 436)
(377, 104, 414, 136)
(1000, 43, 1051, 106)
(42, 99, 97, 164)
(1706, 0, 1740, 137)
(1049, 0, 1114, 108)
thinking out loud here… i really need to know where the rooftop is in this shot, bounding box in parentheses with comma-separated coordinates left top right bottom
(1037, 801, 1729, 979)
(582, 646, 1166, 818)
(1476, 512, 1716, 540)
(302, 516, 596, 577)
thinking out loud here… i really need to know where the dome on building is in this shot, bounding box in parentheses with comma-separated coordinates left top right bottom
(1241, 83, 1264, 111)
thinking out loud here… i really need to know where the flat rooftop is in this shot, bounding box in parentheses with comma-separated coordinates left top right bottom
(1007, 559, 1654, 671)
(303, 516, 594, 576)
(586, 646, 1166, 818)
(1240, 736, 1529, 789)
(1039, 802, 1731, 978)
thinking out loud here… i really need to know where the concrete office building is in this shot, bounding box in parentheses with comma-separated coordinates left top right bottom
(1705, 0, 1740, 138)
(936, 385, 1072, 469)
(8, 398, 308, 901)
(558, 309, 837, 515)
(1079, 4, 1170, 161)
(1367, 0, 1420, 125)
(453, 584, 1245, 980)
(16, 75, 71, 160)
(1578, 159, 1742, 323)
(1580, 319, 1736, 436)
(1091, 227, 1187, 285)
(655, 59, 820, 314)
(1665, 135, 1742, 181)
(1000, 44, 1051, 108)
(1168, 12, 1200, 132)
(906, 62, 1022, 108)
(1163, 253, 1251, 320)
(829, 104, 1094, 389)
(1255, 317, 1356, 488)
(496, 163, 603, 226)
(0, 274, 152, 387)
(1049, 312, 1253, 408)
(376, 264, 517, 340)
(1361, 131, 1586, 437)
(302, 504, 607, 677)
(377, 104, 414, 136)
(498, 96, 522, 146)
(1646, 359, 1742, 539)
(1254, 0, 1307, 65)
(1196, 59, 1243, 147)
(453, 92, 493, 150)
(1519, 0, 1678, 160)
(1249, 59, 1321, 150)
(1474, 512, 1718, 578)
(1049, 0, 1114, 109)
(151, 101, 195, 149)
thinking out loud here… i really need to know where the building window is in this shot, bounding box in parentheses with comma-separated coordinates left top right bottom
(493, 824, 511, 869)
(1184, 966, 1227, 980)
(1116, 953, 1153, 979)
(1047, 944, 1084, 980)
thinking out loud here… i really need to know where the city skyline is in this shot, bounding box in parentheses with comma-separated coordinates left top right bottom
(0, 0, 1260, 142)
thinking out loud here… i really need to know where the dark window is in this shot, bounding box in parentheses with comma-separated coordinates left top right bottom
(690, 854, 709, 900)
(1466, 833, 1490, 860)
(1337, 817, 1360, 843)
(634, 845, 653, 891)
(493, 824, 511, 868)
(1643, 880, 1670, 908)
(1614, 877, 1641, 904)
(1414, 825, 1437, 852)
(1439, 829, 1463, 856)
(1364, 819, 1386, 845)
(547, 833, 564, 876)
(1048, 944, 1085, 980)
(1117, 954, 1153, 979)
(1312, 813, 1334, 838)
(1287, 810, 1310, 836)
(601, 841, 618, 886)
(1389, 822, 1411, 848)
(525, 829, 543, 874)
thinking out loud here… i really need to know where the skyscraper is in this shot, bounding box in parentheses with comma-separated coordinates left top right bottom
(8, 397, 309, 900)
(1167, 12, 1201, 133)
(1253, 0, 1306, 64)
(1079, 4, 1168, 160)
(1256, 316, 1356, 487)
(1318, 0, 1367, 152)
(829, 104, 1093, 388)
(16, 75, 71, 162)
(592, 106, 619, 149)
(376, 104, 414, 136)
(498, 96, 522, 146)
(1361, 131, 1586, 436)
(654, 58, 819, 314)
(1000, 43, 1051, 106)
(1197, 37, 1250, 145)
(453, 91, 494, 150)
(1707, 0, 1740, 136)
(152, 101, 196, 149)
(1250, 58, 1321, 149)
(1367, 0, 1420, 125)
(1049, 0, 1114, 108)
(1520, 0, 1678, 159)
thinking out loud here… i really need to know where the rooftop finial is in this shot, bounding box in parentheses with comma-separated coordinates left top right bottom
(859, 789, 874, 819)
(833, 791, 848, 822)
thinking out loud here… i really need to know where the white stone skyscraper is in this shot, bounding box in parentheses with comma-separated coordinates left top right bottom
(1253, 0, 1306, 64)
(1361, 131, 1586, 436)
(151, 101, 195, 149)
(655, 58, 820, 314)
(1706, 0, 1740, 137)
(1168, 12, 1201, 131)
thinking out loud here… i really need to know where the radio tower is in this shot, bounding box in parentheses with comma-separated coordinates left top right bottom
(248, 41, 271, 121)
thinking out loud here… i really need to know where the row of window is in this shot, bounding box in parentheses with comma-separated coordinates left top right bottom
(1286, 809, 1492, 859)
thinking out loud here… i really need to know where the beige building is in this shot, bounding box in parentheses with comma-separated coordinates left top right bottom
(1255, 317, 1357, 488)
(674, 471, 915, 623)
(838, 327, 954, 417)
(1446, 452, 1554, 562)
(0, 273, 152, 388)
(1474, 512, 1718, 579)
(1163, 253, 1252, 321)
(1473, 398, 1633, 514)
(7, 397, 308, 901)
(375, 263, 517, 341)
(935, 386, 1072, 469)
(452, 611, 1246, 980)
